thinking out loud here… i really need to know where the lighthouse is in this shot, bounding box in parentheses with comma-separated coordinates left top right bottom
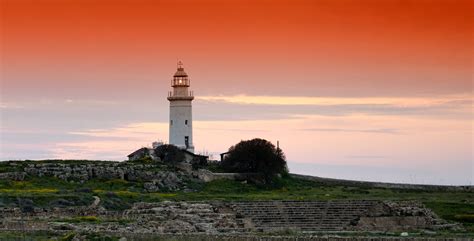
(168, 61, 194, 152)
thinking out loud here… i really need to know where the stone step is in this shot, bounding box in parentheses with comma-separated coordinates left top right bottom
(254, 219, 353, 222)
(236, 214, 364, 217)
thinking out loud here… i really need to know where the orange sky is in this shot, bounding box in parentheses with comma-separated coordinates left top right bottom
(1, 0, 472, 184)
(2, 0, 472, 97)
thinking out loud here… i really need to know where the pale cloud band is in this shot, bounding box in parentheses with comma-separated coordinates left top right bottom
(197, 94, 473, 107)
(1, 94, 472, 185)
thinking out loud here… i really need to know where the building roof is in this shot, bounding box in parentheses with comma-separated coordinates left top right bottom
(182, 149, 208, 158)
(174, 67, 188, 77)
(127, 147, 149, 157)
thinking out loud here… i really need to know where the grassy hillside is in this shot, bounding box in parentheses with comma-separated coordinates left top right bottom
(0, 160, 473, 233)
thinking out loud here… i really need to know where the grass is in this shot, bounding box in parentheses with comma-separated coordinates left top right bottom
(0, 230, 65, 241)
(57, 215, 101, 223)
(425, 201, 474, 232)
(0, 231, 121, 241)
(0, 160, 473, 235)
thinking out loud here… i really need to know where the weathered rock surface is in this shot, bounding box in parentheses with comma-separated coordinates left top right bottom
(0, 200, 460, 234)
(22, 162, 157, 182)
(0, 172, 26, 181)
(143, 172, 182, 192)
(0, 161, 198, 192)
(352, 201, 461, 231)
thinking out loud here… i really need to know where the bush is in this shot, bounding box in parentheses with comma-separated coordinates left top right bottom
(206, 160, 226, 173)
(49, 198, 74, 207)
(454, 214, 474, 223)
(154, 144, 185, 165)
(132, 156, 153, 164)
(61, 232, 76, 241)
(17, 198, 35, 213)
(191, 156, 208, 170)
(221, 138, 288, 183)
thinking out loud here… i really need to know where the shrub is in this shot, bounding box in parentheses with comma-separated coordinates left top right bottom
(154, 144, 185, 165)
(221, 138, 288, 183)
(454, 214, 474, 223)
(49, 198, 74, 207)
(133, 156, 153, 164)
(16, 198, 35, 213)
(78, 216, 100, 222)
(205, 160, 226, 173)
(191, 156, 208, 170)
(75, 187, 92, 193)
(61, 232, 76, 241)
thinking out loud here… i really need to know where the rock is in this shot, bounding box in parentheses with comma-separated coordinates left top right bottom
(0, 172, 26, 181)
(51, 222, 75, 231)
(18, 162, 193, 192)
(90, 196, 101, 208)
(163, 220, 197, 233)
(422, 230, 437, 235)
(49, 199, 74, 207)
(144, 181, 161, 192)
(144, 172, 183, 192)
(162, 172, 181, 190)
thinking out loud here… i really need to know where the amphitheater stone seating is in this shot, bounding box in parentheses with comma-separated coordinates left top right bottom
(225, 200, 428, 232)
(0, 200, 449, 234)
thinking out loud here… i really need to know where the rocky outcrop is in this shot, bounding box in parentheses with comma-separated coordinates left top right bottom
(0, 172, 26, 181)
(353, 201, 462, 231)
(121, 202, 244, 233)
(143, 172, 182, 192)
(0, 161, 207, 195)
(0, 162, 198, 192)
(22, 162, 159, 182)
(0, 200, 460, 234)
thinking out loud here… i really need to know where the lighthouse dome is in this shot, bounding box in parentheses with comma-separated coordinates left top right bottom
(173, 61, 188, 77)
(173, 68, 188, 77)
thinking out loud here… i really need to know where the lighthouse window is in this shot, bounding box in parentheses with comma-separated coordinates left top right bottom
(170, 120, 173, 125)
(185, 120, 188, 125)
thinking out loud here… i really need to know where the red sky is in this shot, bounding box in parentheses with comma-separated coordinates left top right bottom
(1, 0, 472, 184)
(2, 0, 472, 98)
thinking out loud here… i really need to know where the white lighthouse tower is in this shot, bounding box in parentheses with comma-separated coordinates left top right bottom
(168, 61, 194, 152)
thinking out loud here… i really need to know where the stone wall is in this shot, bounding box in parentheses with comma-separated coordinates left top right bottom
(0, 161, 199, 192)
(23, 162, 158, 182)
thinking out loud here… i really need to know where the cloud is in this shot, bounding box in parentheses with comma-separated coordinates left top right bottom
(0, 102, 23, 109)
(50, 141, 137, 161)
(197, 94, 472, 107)
(298, 128, 400, 134)
(194, 94, 473, 121)
(68, 122, 167, 139)
(195, 127, 269, 132)
(1, 99, 117, 110)
(345, 155, 389, 159)
(63, 99, 117, 105)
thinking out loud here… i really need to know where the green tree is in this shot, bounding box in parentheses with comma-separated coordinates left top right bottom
(154, 144, 185, 165)
(221, 138, 288, 182)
